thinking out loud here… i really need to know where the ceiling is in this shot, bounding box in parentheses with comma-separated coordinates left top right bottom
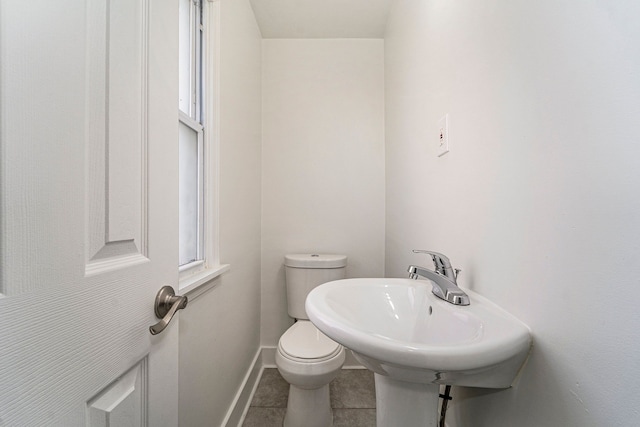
(248, 0, 394, 38)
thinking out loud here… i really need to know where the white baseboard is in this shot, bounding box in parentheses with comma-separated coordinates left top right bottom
(222, 348, 263, 427)
(261, 346, 277, 368)
(343, 349, 366, 369)
(227, 346, 365, 426)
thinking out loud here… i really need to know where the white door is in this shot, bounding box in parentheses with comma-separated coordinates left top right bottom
(0, 0, 181, 425)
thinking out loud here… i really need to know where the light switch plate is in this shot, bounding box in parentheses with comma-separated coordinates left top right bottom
(438, 114, 450, 157)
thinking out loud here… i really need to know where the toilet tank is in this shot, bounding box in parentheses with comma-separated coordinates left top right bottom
(284, 254, 347, 320)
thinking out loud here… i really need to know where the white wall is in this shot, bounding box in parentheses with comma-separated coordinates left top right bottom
(385, 0, 640, 425)
(179, 0, 262, 425)
(261, 39, 386, 346)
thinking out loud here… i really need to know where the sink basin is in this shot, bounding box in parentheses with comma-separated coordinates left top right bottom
(306, 278, 532, 426)
(306, 278, 531, 388)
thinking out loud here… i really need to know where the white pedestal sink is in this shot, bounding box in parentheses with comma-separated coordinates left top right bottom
(306, 278, 532, 427)
(375, 374, 440, 426)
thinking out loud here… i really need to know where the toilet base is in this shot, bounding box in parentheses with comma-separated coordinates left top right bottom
(284, 384, 333, 427)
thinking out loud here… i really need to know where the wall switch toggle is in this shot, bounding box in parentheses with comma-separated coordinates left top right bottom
(438, 114, 450, 157)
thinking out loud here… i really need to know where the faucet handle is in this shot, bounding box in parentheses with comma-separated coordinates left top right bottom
(412, 249, 451, 268)
(412, 249, 457, 282)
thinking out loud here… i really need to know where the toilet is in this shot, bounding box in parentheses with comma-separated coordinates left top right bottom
(276, 254, 347, 427)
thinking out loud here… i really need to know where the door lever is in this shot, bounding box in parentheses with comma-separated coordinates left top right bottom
(149, 286, 188, 335)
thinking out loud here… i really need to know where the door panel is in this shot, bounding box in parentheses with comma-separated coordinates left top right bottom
(85, 0, 148, 272)
(0, 0, 179, 425)
(86, 358, 148, 427)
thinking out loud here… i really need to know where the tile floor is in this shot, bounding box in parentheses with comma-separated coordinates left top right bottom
(242, 369, 376, 427)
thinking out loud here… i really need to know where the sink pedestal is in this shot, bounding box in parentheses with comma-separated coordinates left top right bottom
(374, 374, 440, 427)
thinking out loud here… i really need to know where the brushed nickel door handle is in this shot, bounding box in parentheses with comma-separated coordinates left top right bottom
(149, 286, 188, 335)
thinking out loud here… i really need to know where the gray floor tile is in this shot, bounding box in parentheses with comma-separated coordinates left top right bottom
(243, 407, 286, 427)
(330, 369, 376, 409)
(333, 409, 377, 427)
(245, 368, 377, 427)
(250, 369, 289, 408)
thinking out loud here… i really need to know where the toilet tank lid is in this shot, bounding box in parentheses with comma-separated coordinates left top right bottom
(284, 254, 347, 268)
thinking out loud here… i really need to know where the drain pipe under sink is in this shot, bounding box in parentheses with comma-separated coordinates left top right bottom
(439, 385, 453, 427)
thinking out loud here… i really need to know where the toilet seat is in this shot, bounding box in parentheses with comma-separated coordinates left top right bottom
(275, 321, 346, 426)
(278, 321, 342, 362)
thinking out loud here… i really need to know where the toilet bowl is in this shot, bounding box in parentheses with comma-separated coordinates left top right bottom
(276, 321, 346, 427)
(276, 254, 347, 427)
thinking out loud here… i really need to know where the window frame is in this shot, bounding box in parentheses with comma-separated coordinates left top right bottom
(178, 0, 229, 295)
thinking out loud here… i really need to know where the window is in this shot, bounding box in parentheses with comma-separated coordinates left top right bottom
(179, 0, 204, 267)
(178, 0, 226, 289)
(178, 115, 202, 266)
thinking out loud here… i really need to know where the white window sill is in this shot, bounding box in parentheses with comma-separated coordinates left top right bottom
(179, 263, 230, 300)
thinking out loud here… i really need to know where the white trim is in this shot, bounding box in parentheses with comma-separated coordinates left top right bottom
(178, 259, 205, 275)
(261, 346, 277, 368)
(344, 349, 367, 369)
(178, 263, 229, 298)
(178, 110, 203, 132)
(85, 253, 150, 277)
(203, 0, 221, 270)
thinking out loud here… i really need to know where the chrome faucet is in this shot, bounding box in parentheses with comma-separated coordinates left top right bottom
(408, 250, 470, 305)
